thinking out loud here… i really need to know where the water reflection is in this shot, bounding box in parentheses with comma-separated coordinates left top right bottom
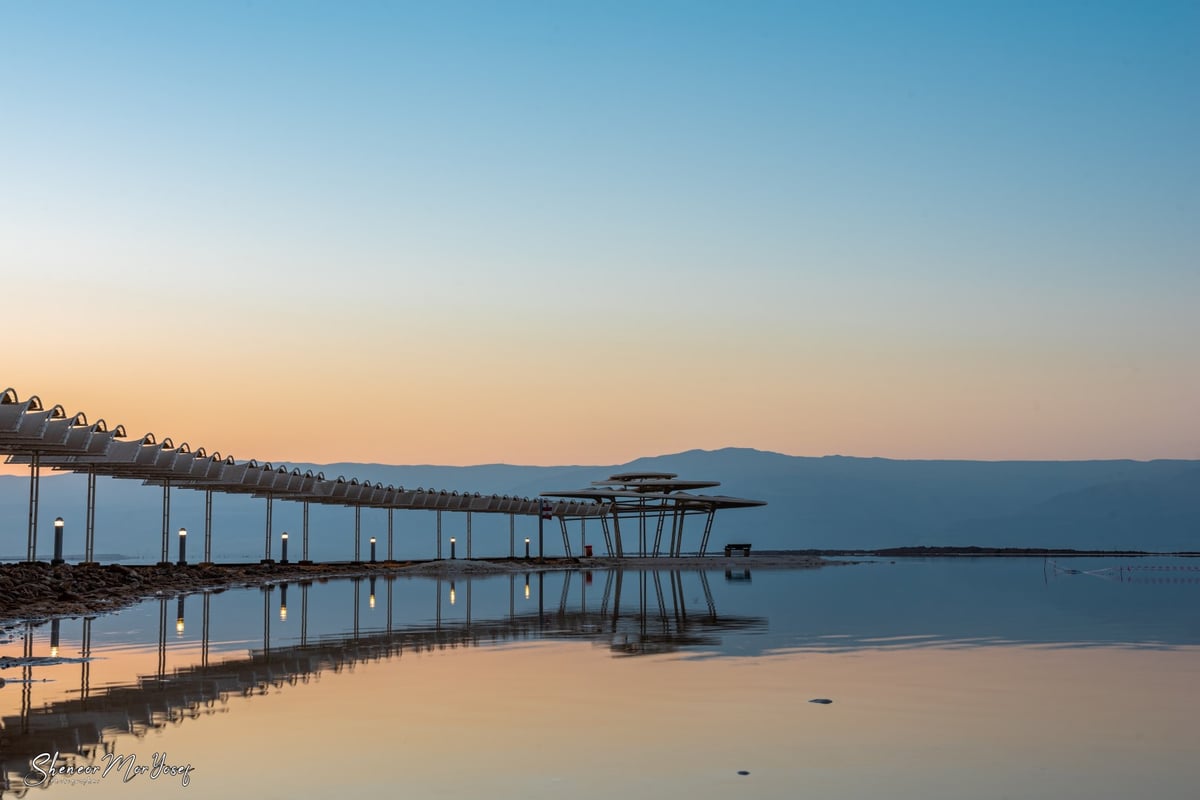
(0, 568, 765, 791)
(1, 558, 1197, 797)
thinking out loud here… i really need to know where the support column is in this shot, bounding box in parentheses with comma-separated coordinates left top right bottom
(84, 465, 97, 564)
(26, 451, 40, 562)
(159, 479, 171, 565)
(467, 511, 473, 559)
(639, 503, 646, 557)
(301, 501, 311, 564)
(203, 489, 213, 563)
(599, 513, 614, 556)
(353, 505, 362, 563)
(436, 510, 443, 559)
(699, 508, 716, 556)
(509, 513, 515, 558)
(387, 508, 394, 562)
(538, 504, 545, 559)
(558, 515, 572, 558)
(263, 493, 274, 563)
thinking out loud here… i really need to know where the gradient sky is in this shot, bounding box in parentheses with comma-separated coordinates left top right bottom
(2, 1, 1197, 466)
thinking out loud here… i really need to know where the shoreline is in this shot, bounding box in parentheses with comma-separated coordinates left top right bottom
(0, 553, 826, 626)
(4, 546, 1193, 627)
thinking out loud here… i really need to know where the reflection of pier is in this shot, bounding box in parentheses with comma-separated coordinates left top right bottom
(0, 571, 762, 793)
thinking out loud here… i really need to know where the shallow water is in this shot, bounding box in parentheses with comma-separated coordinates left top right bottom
(2, 558, 1198, 798)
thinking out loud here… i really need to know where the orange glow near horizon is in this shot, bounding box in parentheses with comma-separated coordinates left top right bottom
(3, 340, 1196, 469)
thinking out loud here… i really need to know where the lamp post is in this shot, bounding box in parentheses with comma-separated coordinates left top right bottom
(178, 527, 187, 566)
(524, 537, 530, 560)
(370, 537, 377, 564)
(280, 532, 289, 564)
(52, 517, 65, 565)
(450, 537, 456, 560)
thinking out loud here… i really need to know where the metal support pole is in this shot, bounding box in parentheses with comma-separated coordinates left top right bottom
(539, 504, 545, 559)
(672, 506, 681, 556)
(559, 515, 572, 558)
(159, 479, 171, 565)
(654, 501, 667, 557)
(599, 512, 613, 556)
(204, 488, 213, 563)
(639, 505, 646, 557)
(387, 508, 394, 562)
(437, 510, 443, 559)
(263, 493, 274, 562)
(612, 509, 624, 558)
(85, 466, 96, 563)
(467, 511, 473, 559)
(699, 509, 716, 556)
(26, 451, 40, 562)
(354, 505, 362, 563)
(509, 514, 515, 558)
(302, 501, 311, 563)
(581, 518, 587, 555)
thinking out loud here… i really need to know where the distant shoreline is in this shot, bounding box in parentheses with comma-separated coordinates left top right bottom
(3, 548, 1195, 626)
(0, 553, 825, 625)
(785, 546, 1200, 558)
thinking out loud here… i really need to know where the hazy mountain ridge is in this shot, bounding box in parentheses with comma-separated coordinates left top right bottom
(1, 449, 1196, 559)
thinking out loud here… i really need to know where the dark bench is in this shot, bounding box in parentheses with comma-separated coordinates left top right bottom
(724, 543, 752, 557)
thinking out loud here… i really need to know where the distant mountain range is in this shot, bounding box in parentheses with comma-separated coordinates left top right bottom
(1, 448, 1197, 561)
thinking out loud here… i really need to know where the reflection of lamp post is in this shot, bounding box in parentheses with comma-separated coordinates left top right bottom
(50, 618, 61, 658)
(176, 596, 185, 636)
(369, 576, 376, 609)
(280, 532, 289, 565)
(52, 517, 65, 565)
(450, 537, 456, 560)
(450, 581, 456, 606)
(178, 527, 187, 566)
(525, 538, 530, 559)
(524, 574, 530, 601)
(370, 537, 377, 563)
(280, 583, 288, 622)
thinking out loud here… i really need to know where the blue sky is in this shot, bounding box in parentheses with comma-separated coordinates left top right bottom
(1, 1, 1197, 464)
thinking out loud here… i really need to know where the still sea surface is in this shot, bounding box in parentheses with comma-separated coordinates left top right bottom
(2, 557, 1198, 799)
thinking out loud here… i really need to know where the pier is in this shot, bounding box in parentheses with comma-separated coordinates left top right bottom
(2, 388, 763, 563)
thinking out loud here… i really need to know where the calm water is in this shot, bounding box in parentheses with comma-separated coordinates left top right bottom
(2, 558, 1198, 798)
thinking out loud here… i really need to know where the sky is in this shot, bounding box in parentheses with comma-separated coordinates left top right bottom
(1, 1, 1197, 466)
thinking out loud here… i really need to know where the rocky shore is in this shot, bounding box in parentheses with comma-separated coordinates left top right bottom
(0, 552, 827, 626)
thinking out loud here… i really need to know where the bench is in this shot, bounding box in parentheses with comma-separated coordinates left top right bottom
(724, 543, 752, 557)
